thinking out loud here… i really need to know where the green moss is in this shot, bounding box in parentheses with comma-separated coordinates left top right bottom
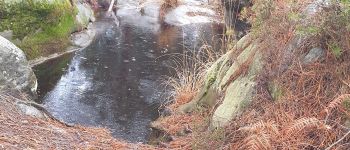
(296, 25, 321, 36)
(21, 13, 75, 59)
(0, 0, 76, 59)
(268, 81, 283, 101)
(343, 98, 350, 111)
(329, 43, 343, 58)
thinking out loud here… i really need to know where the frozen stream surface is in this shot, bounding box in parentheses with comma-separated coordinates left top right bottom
(34, 8, 223, 143)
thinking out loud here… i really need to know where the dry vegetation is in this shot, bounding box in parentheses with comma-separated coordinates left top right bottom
(159, 0, 178, 20)
(0, 92, 155, 150)
(1, 0, 349, 149)
(156, 0, 350, 149)
(225, 0, 350, 149)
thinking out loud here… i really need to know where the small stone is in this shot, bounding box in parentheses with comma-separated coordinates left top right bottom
(16, 103, 45, 118)
(303, 47, 325, 64)
(160, 107, 172, 117)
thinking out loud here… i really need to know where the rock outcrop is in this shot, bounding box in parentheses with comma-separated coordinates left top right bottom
(179, 34, 263, 127)
(0, 36, 37, 97)
(75, 0, 96, 29)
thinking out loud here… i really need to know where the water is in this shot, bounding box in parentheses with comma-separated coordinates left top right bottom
(34, 14, 223, 143)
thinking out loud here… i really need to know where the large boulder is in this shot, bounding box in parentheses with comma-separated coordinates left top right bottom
(75, 1, 96, 29)
(0, 36, 37, 97)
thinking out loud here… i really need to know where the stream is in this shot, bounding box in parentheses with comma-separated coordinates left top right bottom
(33, 12, 223, 143)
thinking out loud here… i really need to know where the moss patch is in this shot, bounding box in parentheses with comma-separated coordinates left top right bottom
(0, 0, 76, 59)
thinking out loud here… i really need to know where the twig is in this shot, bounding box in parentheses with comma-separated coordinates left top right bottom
(325, 130, 350, 150)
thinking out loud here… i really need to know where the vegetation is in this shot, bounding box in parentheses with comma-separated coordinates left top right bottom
(155, 0, 350, 149)
(0, 0, 76, 59)
(1, 0, 350, 149)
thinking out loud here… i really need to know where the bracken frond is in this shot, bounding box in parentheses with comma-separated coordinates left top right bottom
(285, 117, 322, 134)
(240, 133, 272, 150)
(325, 94, 350, 114)
(239, 121, 280, 135)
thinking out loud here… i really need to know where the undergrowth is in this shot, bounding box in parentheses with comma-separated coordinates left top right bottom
(156, 0, 350, 149)
(155, 38, 224, 148)
(225, 0, 350, 149)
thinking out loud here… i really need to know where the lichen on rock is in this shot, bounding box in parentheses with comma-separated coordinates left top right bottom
(0, 36, 37, 97)
(178, 33, 263, 127)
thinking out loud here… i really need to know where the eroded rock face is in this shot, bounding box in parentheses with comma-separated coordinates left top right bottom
(0, 36, 37, 97)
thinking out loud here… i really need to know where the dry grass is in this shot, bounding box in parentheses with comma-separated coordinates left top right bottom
(0, 92, 155, 150)
(155, 37, 224, 148)
(163, 43, 223, 110)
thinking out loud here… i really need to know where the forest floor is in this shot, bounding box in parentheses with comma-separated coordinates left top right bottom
(0, 94, 156, 150)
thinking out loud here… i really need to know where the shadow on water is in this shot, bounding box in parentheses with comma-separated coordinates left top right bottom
(34, 14, 223, 143)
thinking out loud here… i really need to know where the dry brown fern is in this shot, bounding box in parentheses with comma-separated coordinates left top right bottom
(240, 133, 272, 150)
(285, 117, 323, 134)
(239, 121, 279, 135)
(324, 94, 350, 114)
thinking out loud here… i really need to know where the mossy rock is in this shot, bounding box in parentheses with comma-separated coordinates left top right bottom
(0, 0, 79, 59)
(178, 34, 258, 113)
(211, 48, 262, 128)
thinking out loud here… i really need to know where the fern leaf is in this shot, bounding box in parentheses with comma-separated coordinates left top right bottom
(285, 117, 322, 134)
(325, 94, 350, 113)
(240, 121, 280, 135)
(241, 133, 272, 150)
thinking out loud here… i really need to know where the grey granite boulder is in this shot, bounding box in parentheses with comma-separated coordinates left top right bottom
(0, 36, 37, 97)
(75, 1, 96, 29)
